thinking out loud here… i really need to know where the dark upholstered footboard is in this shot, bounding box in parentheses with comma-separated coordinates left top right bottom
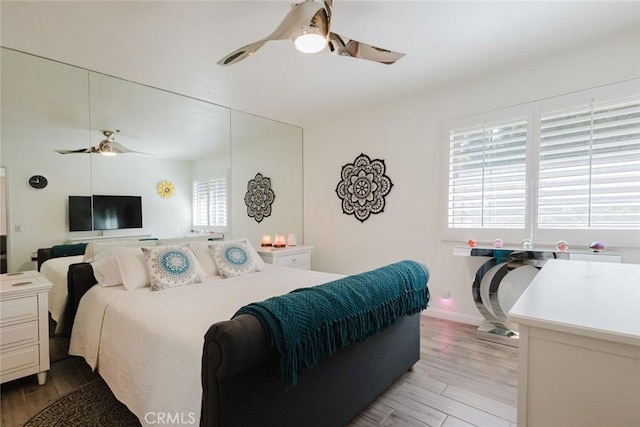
(201, 313, 420, 427)
(65, 263, 98, 334)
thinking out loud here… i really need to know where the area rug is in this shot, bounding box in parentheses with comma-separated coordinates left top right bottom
(24, 380, 141, 427)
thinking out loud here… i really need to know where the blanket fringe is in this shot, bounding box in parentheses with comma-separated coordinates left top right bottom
(234, 260, 430, 388)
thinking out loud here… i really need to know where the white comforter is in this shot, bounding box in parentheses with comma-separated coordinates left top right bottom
(40, 255, 83, 333)
(69, 265, 342, 426)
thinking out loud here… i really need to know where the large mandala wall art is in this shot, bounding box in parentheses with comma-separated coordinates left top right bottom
(244, 172, 276, 223)
(335, 153, 394, 222)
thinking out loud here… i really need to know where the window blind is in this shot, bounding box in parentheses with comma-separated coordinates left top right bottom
(192, 175, 228, 227)
(448, 118, 528, 229)
(538, 99, 640, 230)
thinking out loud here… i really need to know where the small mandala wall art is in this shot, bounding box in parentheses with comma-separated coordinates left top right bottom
(244, 172, 276, 223)
(335, 153, 393, 222)
(156, 180, 176, 199)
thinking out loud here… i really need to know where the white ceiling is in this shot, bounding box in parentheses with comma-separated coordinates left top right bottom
(1, 1, 638, 127)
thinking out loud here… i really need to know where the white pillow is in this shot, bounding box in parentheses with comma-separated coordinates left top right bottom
(157, 235, 212, 245)
(84, 239, 158, 262)
(193, 238, 265, 277)
(90, 255, 123, 287)
(211, 241, 260, 278)
(141, 244, 202, 291)
(113, 246, 152, 290)
(189, 241, 219, 278)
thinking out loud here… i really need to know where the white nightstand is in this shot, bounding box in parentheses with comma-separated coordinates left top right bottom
(0, 271, 52, 385)
(257, 246, 313, 270)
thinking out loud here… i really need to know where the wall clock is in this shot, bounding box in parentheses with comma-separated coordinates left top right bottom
(28, 175, 48, 189)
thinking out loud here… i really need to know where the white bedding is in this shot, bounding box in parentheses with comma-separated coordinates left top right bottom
(69, 265, 343, 426)
(40, 255, 84, 333)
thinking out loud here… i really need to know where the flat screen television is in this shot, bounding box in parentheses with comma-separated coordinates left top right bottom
(69, 195, 143, 231)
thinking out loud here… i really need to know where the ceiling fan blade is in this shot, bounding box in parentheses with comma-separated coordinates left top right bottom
(269, 1, 325, 40)
(328, 32, 405, 65)
(109, 141, 153, 156)
(55, 147, 95, 154)
(217, 40, 268, 66)
(217, 0, 325, 66)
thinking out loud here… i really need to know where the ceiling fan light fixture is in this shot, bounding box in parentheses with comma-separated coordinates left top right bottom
(99, 140, 117, 157)
(293, 28, 327, 54)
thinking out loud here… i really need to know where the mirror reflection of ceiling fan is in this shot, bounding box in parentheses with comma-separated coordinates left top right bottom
(55, 130, 151, 156)
(218, 0, 405, 66)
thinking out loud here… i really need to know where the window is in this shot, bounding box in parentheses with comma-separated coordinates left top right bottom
(448, 117, 528, 230)
(444, 79, 640, 247)
(538, 98, 640, 230)
(192, 175, 228, 228)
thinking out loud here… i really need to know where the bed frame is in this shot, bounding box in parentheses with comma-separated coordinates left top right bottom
(37, 245, 86, 271)
(66, 262, 422, 427)
(36, 247, 58, 271)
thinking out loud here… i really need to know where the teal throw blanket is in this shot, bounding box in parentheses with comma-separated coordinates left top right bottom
(233, 260, 430, 387)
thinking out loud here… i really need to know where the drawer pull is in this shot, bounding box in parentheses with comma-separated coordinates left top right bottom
(292, 258, 296, 262)
(11, 281, 33, 287)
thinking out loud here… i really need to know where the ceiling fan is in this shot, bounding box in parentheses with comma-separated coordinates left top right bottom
(218, 0, 405, 66)
(56, 130, 151, 156)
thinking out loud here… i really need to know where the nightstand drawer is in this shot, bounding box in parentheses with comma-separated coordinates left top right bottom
(275, 253, 310, 269)
(0, 344, 39, 375)
(0, 320, 39, 349)
(0, 296, 38, 323)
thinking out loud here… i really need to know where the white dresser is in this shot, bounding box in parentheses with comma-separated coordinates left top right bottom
(509, 259, 640, 427)
(257, 246, 312, 270)
(0, 271, 52, 385)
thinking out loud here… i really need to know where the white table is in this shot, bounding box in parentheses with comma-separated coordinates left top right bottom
(509, 259, 640, 427)
(0, 271, 53, 385)
(257, 246, 313, 270)
(454, 245, 621, 346)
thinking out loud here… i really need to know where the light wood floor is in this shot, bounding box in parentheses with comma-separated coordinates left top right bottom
(1, 316, 518, 427)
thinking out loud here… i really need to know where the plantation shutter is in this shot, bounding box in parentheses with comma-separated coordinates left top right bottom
(448, 118, 528, 229)
(209, 176, 228, 226)
(538, 98, 640, 230)
(192, 175, 228, 227)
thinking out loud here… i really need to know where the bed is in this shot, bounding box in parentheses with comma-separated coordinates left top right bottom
(37, 246, 86, 334)
(65, 245, 429, 427)
(37, 237, 220, 334)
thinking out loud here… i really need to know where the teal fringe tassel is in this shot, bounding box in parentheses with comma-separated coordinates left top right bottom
(233, 260, 430, 388)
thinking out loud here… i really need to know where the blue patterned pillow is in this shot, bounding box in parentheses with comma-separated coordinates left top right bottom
(211, 241, 260, 278)
(142, 244, 202, 291)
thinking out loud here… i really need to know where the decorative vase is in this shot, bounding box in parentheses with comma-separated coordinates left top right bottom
(589, 241, 604, 252)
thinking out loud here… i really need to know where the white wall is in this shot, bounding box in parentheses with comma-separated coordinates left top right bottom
(303, 31, 640, 325)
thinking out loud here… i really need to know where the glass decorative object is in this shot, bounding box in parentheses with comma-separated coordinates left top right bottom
(589, 241, 604, 252)
(260, 235, 272, 247)
(273, 234, 286, 248)
(493, 239, 504, 248)
(556, 240, 569, 252)
(521, 239, 534, 249)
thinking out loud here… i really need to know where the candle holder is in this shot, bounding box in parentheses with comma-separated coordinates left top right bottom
(273, 234, 286, 248)
(260, 235, 272, 247)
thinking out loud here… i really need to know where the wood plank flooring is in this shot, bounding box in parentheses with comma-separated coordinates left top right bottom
(1, 316, 518, 427)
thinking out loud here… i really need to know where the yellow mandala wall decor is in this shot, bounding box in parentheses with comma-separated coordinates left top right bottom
(157, 180, 176, 199)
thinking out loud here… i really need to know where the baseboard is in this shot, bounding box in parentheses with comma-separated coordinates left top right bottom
(423, 308, 484, 326)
